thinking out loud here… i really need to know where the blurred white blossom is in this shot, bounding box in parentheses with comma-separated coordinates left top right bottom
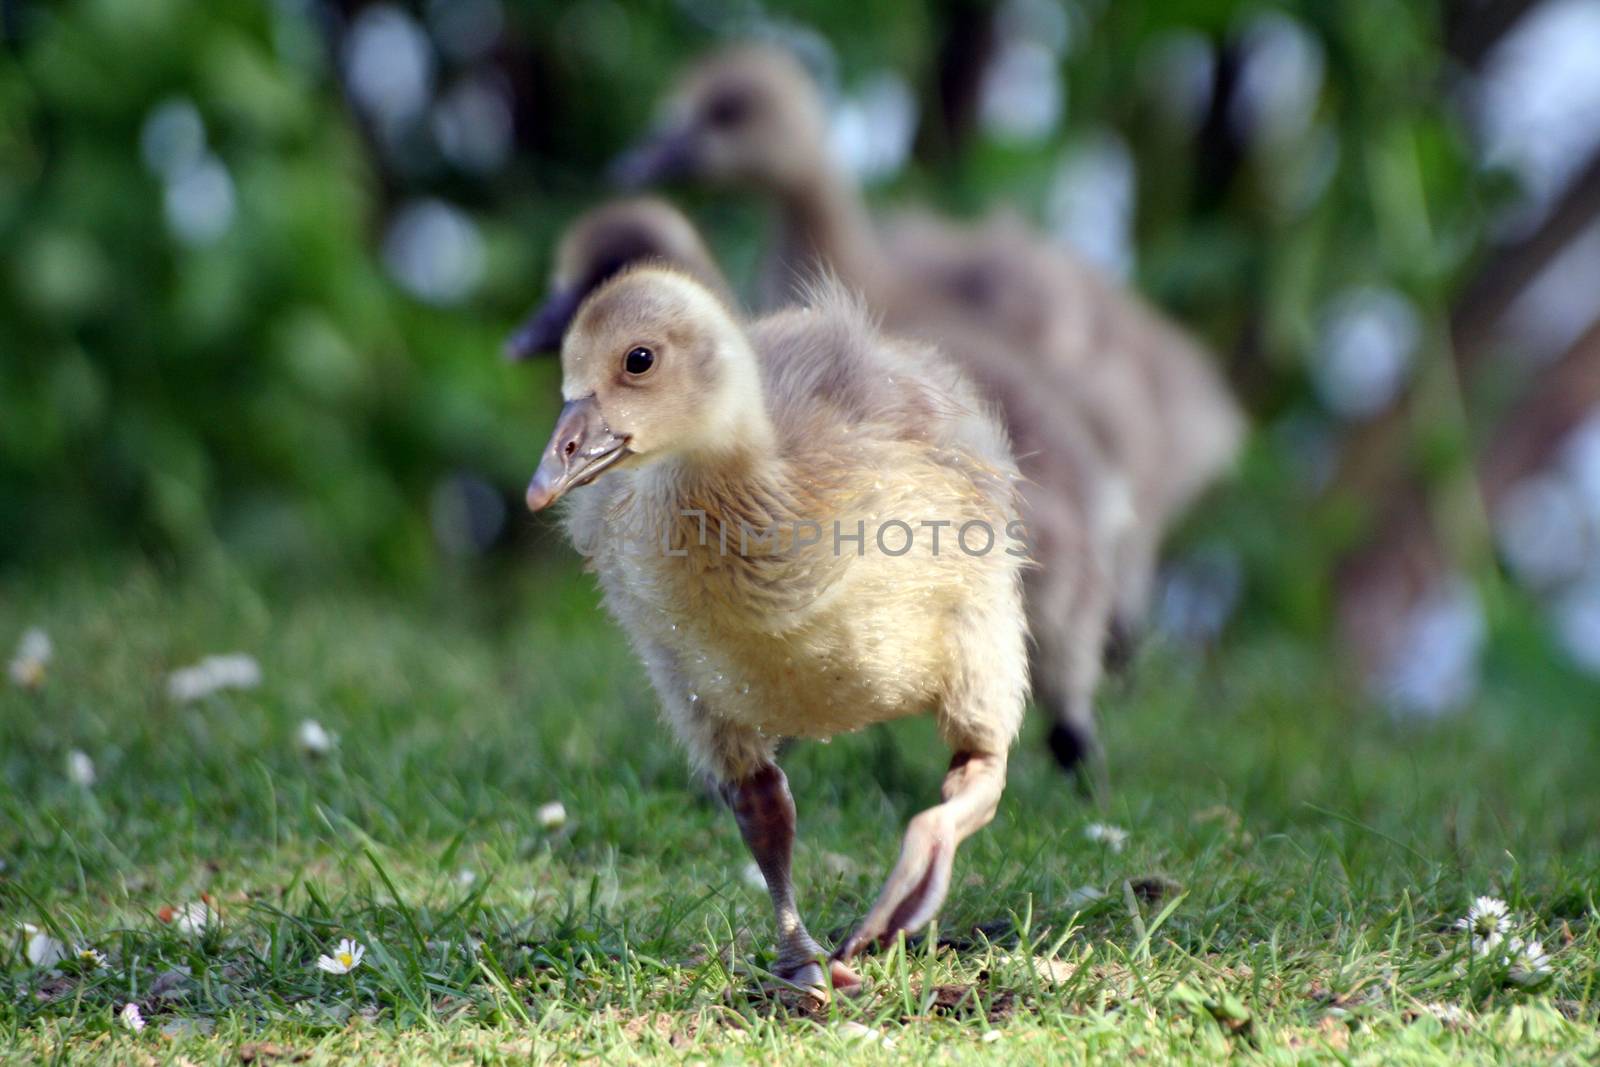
(383, 199, 485, 305)
(119, 1002, 146, 1032)
(840, 1020, 896, 1048)
(1084, 822, 1129, 852)
(741, 860, 766, 891)
(1475, 0, 1600, 236)
(830, 72, 917, 184)
(1065, 884, 1107, 909)
(980, 0, 1071, 146)
(536, 800, 568, 830)
(1507, 937, 1551, 986)
(167, 654, 261, 702)
(8, 627, 52, 689)
(66, 750, 95, 788)
(1499, 219, 1600, 364)
(1230, 10, 1324, 149)
(1377, 576, 1485, 719)
(1157, 545, 1244, 644)
(164, 155, 236, 246)
(1560, 408, 1600, 521)
(1495, 473, 1590, 591)
(139, 98, 236, 246)
(140, 98, 205, 181)
(20, 923, 67, 968)
(296, 718, 334, 757)
(1311, 287, 1421, 420)
(344, 5, 435, 127)
(1552, 574, 1600, 675)
(980, 39, 1063, 144)
(1048, 130, 1137, 279)
(174, 900, 219, 936)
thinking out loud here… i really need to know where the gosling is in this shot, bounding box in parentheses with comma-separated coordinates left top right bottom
(612, 42, 1243, 643)
(525, 266, 1030, 992)
(513, 201, 1122, 774)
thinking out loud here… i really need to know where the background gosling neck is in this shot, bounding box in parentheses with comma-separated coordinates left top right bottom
(776, 164, 883, 293)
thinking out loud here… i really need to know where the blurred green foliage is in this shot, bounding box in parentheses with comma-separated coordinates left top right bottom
(1, 0, 1495, 606)
(1, 0, 544, 579)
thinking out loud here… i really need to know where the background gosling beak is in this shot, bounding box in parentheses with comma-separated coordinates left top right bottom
(608, 126, 698, 189)
(505, 287, 583, 361)
(526, 397, 630, 511)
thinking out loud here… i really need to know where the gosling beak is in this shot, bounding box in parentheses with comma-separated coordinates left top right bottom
(608, 125, 698, 189)
(505, 287, 582, 361)
(526, 397, 631, 511)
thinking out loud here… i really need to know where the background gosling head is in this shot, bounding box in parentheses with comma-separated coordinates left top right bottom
(610, 44, 825, 193)
(506, 198, 728, 360)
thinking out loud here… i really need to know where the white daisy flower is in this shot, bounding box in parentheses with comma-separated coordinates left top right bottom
(166, 653, 261, 702)
(1455, 896, 1511, 954)
(20, 923, 67, 967)
(296, 718, 334, 756)
(981, 1029, 1003, 1043)
(535, 800, 567, 829)
(8, 627, 52, 689)
(66, 749, 96, 788)
(1084, 822, 1129, 852)
(1508, 937, 1552, 986)
(315, 937, 366, 974)
(77, 946, 108, 968)
(119, 1002, 145, 1031)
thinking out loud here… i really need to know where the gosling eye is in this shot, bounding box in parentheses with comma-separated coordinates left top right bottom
(705, 91, 750, 129)
(624, 345, 656, 376)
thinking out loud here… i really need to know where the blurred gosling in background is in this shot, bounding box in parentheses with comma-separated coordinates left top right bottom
(613, 42, 1245, 652)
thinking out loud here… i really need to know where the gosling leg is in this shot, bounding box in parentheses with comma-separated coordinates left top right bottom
(834, 749, 1007, 962)
(723, 762, 862, 993)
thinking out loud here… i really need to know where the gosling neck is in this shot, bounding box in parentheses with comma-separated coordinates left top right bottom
(664, 340, 778, 478)
(771, 163, 886, 302)
(648, 412, 786, 523)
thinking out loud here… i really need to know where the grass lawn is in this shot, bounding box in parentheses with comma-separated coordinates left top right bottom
(3, 560, 1598, 1064)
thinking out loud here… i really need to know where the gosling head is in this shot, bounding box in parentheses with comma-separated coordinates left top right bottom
(610, 44, 828, 195)
(526, 268, 767, 511)
(505, 198, 727, 360)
